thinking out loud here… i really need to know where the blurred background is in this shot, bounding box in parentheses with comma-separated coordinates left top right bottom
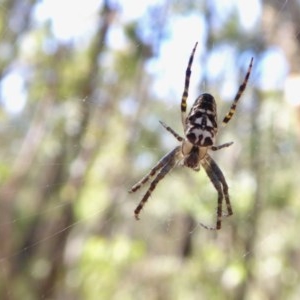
(0, 0, 300, 299)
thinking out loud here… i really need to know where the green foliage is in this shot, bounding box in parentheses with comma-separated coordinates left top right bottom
(79, 236, 145, 300)
(0, 1, 300, 300)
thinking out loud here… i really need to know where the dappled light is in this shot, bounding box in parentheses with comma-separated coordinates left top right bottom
(0, 0, 299, 299)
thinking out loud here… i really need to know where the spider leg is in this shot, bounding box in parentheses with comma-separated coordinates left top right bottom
(129, 161, 164, 193)
(134, 147, 181, 220)
(200, 157, 224, 230)
(181, 42, 198, 128)
(211, 141, 234, 151)
(222, 57, 253, 126)
(200, 154, 233, 230)
(159, 121, 184, 142)
(206, 154, 232, 217)
(129, 146, 181, 193)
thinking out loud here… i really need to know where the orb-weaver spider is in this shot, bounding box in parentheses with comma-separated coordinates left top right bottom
(129, 42, 253, 230)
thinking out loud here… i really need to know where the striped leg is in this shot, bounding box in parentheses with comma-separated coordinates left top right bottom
(211, 141, 233, 151)
(200, 154, 232, 230)
(222, 57, 254, 126)
(159, 121, 184, 142)
(134, 148, 180, 220)
(129, 162, 164, 193)
(181, 42, 198, 128)
(200, 157, 224, 230)
(129, 147, 179, 193)
(207, 155, 232, 218)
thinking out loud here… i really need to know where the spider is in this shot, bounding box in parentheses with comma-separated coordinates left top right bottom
(129, 42, 253, 230)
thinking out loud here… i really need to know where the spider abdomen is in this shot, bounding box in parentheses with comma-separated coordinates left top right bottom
(185, 93, 218, 146)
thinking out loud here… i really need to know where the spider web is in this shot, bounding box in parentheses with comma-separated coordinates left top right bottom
(0, 0, 299, 299)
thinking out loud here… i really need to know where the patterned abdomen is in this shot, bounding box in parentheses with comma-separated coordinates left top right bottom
(185, 93, 218, 147)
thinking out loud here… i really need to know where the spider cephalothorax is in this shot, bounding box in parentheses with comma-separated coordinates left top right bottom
(183, 144, 201, 170)
(130, 42, 253, 230)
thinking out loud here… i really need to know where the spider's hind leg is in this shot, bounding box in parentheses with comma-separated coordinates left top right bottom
(181, 42, 198, 128)
(222, 57, 253, 126)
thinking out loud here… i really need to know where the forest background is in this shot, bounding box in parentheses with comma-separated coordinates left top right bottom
(0, 0, 300, 299)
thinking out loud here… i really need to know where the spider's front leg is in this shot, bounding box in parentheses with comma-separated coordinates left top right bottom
(134, 160, 175, 220)
(129, 146, 181, 193)
(200, 154, 233, 230)
(131, 146, 182, 220)
(207, 155, 232, 218)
